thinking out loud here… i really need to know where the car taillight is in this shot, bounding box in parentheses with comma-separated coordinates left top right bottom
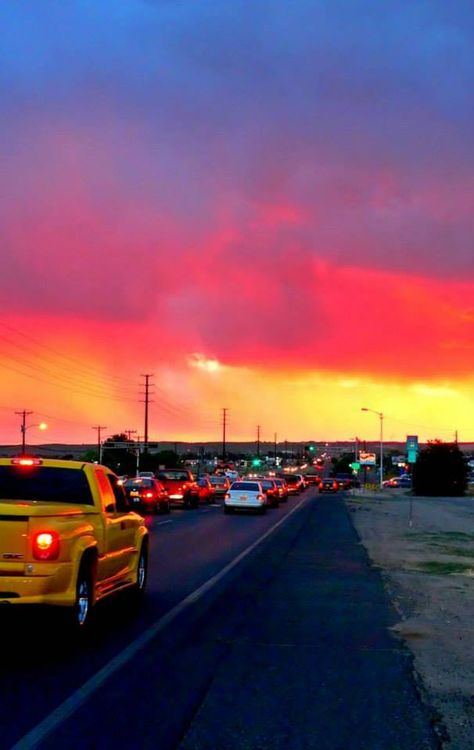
(145, 492, 153, 498)
(333, 482, 338, 489)
(33, 531, 60, 561)
(257, 494, 264, 500)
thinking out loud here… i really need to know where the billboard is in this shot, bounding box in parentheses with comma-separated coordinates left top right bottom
(359, 451, 377, 466)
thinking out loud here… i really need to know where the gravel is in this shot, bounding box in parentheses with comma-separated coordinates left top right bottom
(346, 490, 474, 750)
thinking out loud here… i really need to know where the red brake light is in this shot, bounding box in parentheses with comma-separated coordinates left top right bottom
(145, 492, 153, 498)
(12, 457, 43, 467)
(33, 531, 60, 560)
(257, 493, 265, 500)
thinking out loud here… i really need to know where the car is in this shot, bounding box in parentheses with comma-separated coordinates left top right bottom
(282, 474, 304, 494)
(156, 468, 199, 509)
(319, 477, 339, 493)
(333, 473, 357, 490)
(196, 476, 216, 504)
(382, 475, 412, 489)
(257, 478, 280, 508)
(124, 477, 170, 514)
(225, 470, 240, 482)
(224, 480, 267, 514)
(208, 475, 231, 497)
(0, 457, 148, 628)
(304, 474, 321, 486)
(137, 471, 156, 479)
(272, 477, 289, 502)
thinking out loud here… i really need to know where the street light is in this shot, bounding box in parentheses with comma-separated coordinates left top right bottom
(361, 408, 384, 489)
(15, 410, 47, 454)
(349, 436, 359, 462)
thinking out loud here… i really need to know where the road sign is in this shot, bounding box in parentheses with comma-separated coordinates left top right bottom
(406, 435, 418, 451)
(391, 455, 406, 465)
(406, 435, 418, 463)
(359, 451, 376, 466)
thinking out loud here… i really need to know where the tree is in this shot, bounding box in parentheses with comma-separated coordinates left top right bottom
(412, 441, 469, 497)
(79, 449, 98, 463)
(139, 450, 182, 472)
(331, 452, 353, 475)
(101, 433, 137, 474)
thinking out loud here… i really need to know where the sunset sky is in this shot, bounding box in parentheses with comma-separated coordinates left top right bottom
(1, 1, 473, 447)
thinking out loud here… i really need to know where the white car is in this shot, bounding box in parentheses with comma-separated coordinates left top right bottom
(224, 480, 267, 514)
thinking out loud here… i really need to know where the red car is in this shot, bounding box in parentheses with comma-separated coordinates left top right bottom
(272, 477, 289, 502)
(156, 469, 199, 509)
(124, 477, 170, 514)
(257, 478, 280, 508)
(196, 476, 217, 504)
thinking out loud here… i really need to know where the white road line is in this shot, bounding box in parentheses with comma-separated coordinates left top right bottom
(11, 495, 309, 750)
(155, 519, 173, 526)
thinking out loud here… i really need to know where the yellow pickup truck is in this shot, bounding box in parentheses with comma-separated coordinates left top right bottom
(0, 457, 149, 628)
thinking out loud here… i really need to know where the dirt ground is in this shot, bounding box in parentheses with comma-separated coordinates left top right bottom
(346, 489, 474, 750)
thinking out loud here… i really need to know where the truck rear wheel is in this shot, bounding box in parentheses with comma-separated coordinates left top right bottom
(67, 560, 94, 630)
(133, 542, 148, 595)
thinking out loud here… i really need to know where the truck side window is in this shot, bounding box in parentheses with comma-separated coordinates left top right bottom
(106, 473, 130, 513)
(95, 469, 115, 513)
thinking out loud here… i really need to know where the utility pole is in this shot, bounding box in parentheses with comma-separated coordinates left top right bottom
(257, 425, 261, 458)
(135, 435, 143, 476)
(455, 430, 458, 445)
(92, 425, 107, 463)
(125, 429, 137, 442)
(15, 410, 33, 454)
(274, 432, 277, 462)
(140, 374, 154, 454)
(222, 408, 228, 462)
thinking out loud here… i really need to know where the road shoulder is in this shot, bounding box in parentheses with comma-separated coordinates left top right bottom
(346, 490, 474, 749)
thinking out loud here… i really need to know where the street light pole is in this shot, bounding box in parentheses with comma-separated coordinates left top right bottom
(350, 436, 359, 462)
(361, 408, 384, 489)
(15, 411, 47, 454)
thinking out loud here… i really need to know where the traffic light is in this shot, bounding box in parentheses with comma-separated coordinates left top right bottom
(252, 457, 261, 467)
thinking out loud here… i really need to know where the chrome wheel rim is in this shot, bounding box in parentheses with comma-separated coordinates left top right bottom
(77, 579, 90, 626)
(137, 552, 146, 589)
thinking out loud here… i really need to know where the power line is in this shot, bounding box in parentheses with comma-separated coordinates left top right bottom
(0, 322, 136, 388)
(0, 338, 137, 400)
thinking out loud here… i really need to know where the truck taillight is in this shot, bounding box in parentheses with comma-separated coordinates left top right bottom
(11, 457, 43, 467)
(33, 531, 60, 561)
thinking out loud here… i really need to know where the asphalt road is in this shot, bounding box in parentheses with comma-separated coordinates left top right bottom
(1, 489, 439, 750)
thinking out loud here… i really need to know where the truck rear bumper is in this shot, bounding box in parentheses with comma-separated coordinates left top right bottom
(0, 563, 75, 606)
